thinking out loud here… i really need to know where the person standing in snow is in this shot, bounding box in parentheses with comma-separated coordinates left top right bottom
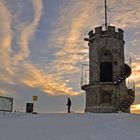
(66, 97, 71, 113)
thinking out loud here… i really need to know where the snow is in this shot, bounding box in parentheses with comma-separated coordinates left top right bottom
(0, 112, 140, 140)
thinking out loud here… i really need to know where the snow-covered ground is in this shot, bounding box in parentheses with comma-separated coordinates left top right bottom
(0, 112, 140, 140)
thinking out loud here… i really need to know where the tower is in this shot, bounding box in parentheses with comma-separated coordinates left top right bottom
(81, 0, 135, 113)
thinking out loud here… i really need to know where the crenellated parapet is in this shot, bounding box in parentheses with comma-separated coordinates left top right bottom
(85, 26, 124, 42)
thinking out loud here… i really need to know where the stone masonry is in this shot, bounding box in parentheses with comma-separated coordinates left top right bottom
(82, 26, 135, 113)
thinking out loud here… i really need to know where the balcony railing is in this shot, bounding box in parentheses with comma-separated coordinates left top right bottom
(81, 64, 89, 87)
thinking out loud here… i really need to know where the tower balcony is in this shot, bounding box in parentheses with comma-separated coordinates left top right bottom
(81, 63, 134, 91)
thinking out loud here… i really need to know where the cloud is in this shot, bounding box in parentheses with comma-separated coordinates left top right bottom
(47, 0, 101, 92)
(17, 62, 79, 96)
(0, 0, 14, 84)
(131, 39, 140, 47)
(131, 104, 140, 114)
(11, 0, 79, 96)
(129, 59, 140, 88)
(107, 0, 140, 28)
(0, 0, 80, 96)
(13, 0, 43, 63)
(13, 0, 80, 96)
(17, 0, 93, 96)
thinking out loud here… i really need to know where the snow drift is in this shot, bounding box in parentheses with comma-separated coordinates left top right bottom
(0, 112, 140, 140)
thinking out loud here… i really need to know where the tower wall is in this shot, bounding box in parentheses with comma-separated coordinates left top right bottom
(89, 26, 125, 84)
(82, 26, 134, 113)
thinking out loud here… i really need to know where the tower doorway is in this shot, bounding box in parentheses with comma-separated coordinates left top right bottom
(100, 62, 112, 82)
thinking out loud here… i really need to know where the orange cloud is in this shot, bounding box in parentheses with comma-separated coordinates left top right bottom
(108, 0, 140, 28)
(0, 0, 80, 96)
(49, 0, 100, 83)
(0, 0, 14, 84)
(13, 0, 43, 63)
(130, 61, 140, 88)
(19, 62, 79, 96)
(131, 104, 140, 114)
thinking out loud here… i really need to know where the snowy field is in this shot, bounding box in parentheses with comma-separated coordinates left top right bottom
(0, 112, 140, 140)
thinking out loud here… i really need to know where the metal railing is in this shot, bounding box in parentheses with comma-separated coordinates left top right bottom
(81, 64, 89, 87)
(81, 62, 135, 92)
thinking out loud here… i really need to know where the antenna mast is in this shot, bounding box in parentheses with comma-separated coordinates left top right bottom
(104, 0, 108, 30)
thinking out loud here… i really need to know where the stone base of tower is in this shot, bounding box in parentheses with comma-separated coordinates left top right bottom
(82, 83, 133, 113)
(85, 106, 117, 113)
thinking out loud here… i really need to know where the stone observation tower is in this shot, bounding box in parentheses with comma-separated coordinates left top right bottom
(81, 0, 135, 113)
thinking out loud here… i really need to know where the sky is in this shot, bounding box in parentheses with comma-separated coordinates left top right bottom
(0, 0, 140, 113)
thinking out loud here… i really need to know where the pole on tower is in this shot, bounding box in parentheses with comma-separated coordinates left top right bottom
(104, 0, 108, 30)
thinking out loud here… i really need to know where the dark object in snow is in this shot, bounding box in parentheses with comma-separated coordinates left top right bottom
(26, 103, 34, 113)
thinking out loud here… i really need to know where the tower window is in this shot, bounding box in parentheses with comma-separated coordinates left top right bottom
(100, 62, 113, 82)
